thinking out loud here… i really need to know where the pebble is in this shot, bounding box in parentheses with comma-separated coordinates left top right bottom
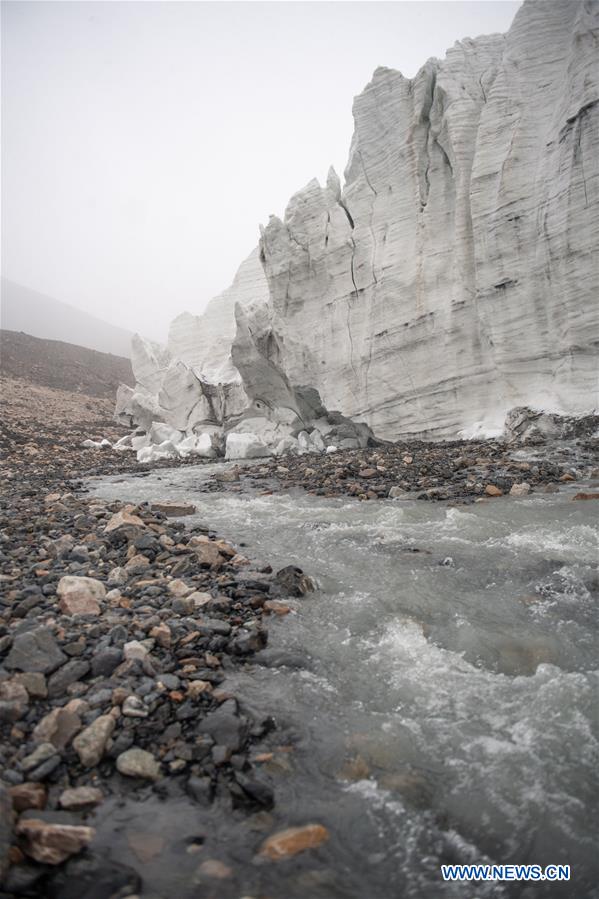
(123, 640, 149, 662)
(56, 575, 105, 615)
(8, 782, 47, 812)
(16, 818, 95, 865)
(32, 707, 82, 749)
(47, 659, 90, 697)
(72, 715, 115, 767)
(196, 858, 233, 879)
(258, 823, 330, 860)
(116, 747, 161, 780)
(122, 696, 149, 718)
(484, 484, 503, 497)
(104, 509, 145, 533)
(59, 786, 104, 810)
(13, 672, 47, 699)
(91, 646, 123, 677)
(22, 743, 59, 773)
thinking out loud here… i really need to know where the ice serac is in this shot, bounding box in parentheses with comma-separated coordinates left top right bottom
(237, 0, 599, 440)
(115, 249, 271, 446)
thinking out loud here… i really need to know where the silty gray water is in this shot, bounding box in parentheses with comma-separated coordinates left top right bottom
(87, 463, 599, 899)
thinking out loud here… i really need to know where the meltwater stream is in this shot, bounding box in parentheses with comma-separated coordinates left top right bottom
(88, 464, 599, 899)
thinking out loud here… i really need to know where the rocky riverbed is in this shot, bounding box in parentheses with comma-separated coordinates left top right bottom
(0, 441, 318, 897)
(1, 412, 598, 897)
(198, 436, 599, 504)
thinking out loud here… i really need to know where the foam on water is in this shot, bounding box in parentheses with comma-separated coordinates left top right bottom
(88, 465, 599, 897)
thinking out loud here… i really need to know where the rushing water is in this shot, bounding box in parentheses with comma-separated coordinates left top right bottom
(87, 464, 599, 899)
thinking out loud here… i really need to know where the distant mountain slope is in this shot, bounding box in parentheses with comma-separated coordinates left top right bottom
(0, 278, 134, 357)
(0, 330, 133, 399)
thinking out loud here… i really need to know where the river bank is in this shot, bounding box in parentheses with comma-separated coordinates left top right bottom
(0, 445, 319, 897)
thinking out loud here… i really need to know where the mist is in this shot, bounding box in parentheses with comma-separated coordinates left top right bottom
(2, 0, 520, 342)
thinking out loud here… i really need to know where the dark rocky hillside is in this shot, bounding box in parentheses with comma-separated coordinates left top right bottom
(0, 330, 133, 399)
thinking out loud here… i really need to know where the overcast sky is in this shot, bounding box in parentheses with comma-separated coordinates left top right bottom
(2, 0, 521, 342)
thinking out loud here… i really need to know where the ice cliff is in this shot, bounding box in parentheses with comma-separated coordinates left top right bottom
(117, 0, 599, 459)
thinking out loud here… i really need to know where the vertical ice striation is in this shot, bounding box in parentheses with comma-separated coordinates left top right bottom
(119, 0, 598, 444)
(239, 0, 599, 439)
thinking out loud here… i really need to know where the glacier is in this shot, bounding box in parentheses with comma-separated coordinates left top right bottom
(116, 0, 599, 459)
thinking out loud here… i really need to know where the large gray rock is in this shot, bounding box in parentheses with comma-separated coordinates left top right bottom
(5, 628, 67, 674)
(196, 700, 247, 751)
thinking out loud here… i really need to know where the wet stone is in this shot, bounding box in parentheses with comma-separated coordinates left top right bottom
(151, 501, 197, 517)
(16, 818, 95, 865)
(275, 565, 315, 596)
(197, 701, 247, 751)
(258, 823, 330, 860)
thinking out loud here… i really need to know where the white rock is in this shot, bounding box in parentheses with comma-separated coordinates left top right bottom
(297, 431, 311, 453)
(131, 434, 150, 451)
(149, 422, 183, 446)
(112, 434, 133, 452)
(176, 433, 217, 459)
(510, 482, 531, 497)
(123, 641, 149, 662)
(136, 440, 178, 463)
(81, 439, 111, 449)
(310, 430, 326, 452)
(326, 445, 338, 454)
(225, 432, 271, 460)
(274, 436, 300, 456)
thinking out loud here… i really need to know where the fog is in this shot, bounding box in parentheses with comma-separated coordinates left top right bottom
(2, 0, 520, 343)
